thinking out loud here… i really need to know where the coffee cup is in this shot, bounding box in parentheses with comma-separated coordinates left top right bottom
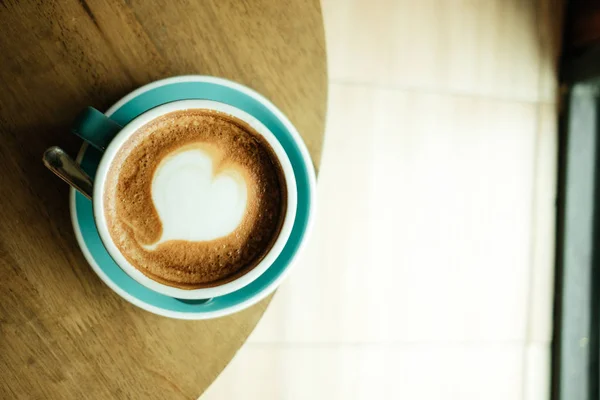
(72, 100, 297, 300)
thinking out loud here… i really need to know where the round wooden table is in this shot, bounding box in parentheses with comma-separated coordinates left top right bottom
(0, 1, 326, 398)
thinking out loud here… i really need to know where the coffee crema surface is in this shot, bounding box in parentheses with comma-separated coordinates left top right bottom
(104, 109, 287, 289)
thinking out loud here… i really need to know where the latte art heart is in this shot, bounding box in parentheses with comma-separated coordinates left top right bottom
(148, 148, 248, 248)
(103, 109, 287, 289)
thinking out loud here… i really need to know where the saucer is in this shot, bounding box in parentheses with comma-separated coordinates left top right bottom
(70, 76, 316, 319)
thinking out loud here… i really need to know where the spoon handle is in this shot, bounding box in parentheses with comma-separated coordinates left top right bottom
(43, 146, 93, 199)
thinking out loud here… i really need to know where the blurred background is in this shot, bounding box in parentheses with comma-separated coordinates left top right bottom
(201, 0, 600, 399)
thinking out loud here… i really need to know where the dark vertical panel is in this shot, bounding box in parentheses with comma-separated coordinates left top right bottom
(555, 82, 600, 400)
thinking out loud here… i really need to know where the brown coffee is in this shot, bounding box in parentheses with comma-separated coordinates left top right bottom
(103, 109, 287, 289)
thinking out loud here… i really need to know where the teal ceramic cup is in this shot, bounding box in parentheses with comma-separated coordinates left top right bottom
(69, 76, 316, 318)
(72, 99, 298, 301)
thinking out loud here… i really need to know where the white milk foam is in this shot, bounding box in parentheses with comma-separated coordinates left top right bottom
(146, 148, 248, 248)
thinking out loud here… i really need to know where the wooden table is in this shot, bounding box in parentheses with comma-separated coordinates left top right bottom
(0, 1, 327, 398)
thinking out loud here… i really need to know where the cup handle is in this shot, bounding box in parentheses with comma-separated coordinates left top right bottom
(71, 107, 122, 152)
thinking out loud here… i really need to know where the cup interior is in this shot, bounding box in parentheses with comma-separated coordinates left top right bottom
(92, 100, 298, 299)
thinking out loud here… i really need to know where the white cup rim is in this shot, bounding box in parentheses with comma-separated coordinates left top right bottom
(92, 100, 297, 299)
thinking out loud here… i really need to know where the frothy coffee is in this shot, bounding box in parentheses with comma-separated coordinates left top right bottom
(103, 109, 287, 289)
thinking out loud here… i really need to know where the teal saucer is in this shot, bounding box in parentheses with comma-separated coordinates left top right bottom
(70, 76, 316, 319)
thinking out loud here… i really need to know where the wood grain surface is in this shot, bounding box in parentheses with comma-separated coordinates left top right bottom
(0, 1, 327, 398)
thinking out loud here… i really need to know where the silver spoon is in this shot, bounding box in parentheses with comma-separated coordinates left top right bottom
(43, 146, 93, 199)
